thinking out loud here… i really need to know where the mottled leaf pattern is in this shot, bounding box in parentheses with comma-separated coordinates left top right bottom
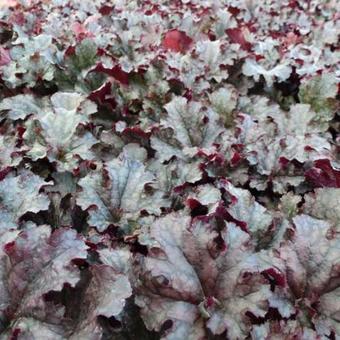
(0, 0, 338, 339)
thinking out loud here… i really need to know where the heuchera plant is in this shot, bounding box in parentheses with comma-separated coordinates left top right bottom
(0, 0, 339, 339)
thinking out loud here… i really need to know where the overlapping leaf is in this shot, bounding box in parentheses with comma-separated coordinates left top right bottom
(0, 224, 88, 334)
(22, 92, 98, 170)
(134, 213, 279, 339)
(0, 171, 51, 230)
(271, 215, 340, 338)
(77, 155, 168, 232)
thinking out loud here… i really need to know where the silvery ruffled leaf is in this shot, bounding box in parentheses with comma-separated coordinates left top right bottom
(77, 157, 166, 232)
(0, 225, 88, 333)
(0, 94, 43, 120)
(0, 171, 52, 230)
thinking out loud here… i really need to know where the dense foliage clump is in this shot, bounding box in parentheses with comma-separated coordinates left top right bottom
(0, 0, 339, 339)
